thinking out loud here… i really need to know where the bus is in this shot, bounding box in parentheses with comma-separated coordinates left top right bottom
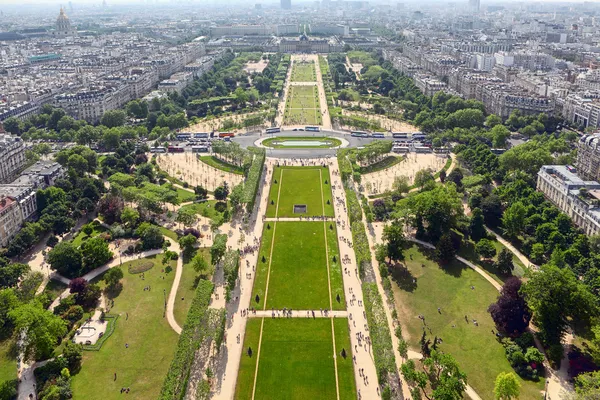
(412, 133, 426, 141)
(176, 133, 191, 141)
(265, 127, 281, 134)
(392, 146, 410, 153)
(372, 133, 385, 138)
(305, 126, 320, 132)
(150, 146, 167, 153)
(415, 146, 432, 153)
(193, 132, 209, 139)
(351, 131, 370, 138)
(167, 146, 185, 153)
(218, 132, 235, 138)
(192, 146, 209, 153)
(392, 132, 408, 139)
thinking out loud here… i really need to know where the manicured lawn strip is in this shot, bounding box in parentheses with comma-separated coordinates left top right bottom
(174, 247, 211, 326)
(262, 137, 342, 149)
(266, 222, 330, 310)
(359, 155, 404, 175)
(0, 338, 16, 383)
(234, 318, 262, 400)
(266, 166, 334, 218)
(251, 224, 276, 310)
(71, 256, 178, 400)
(392, 245, 544, 400)
(72, 223, 108, 248)
(326, 223, 346, 311)
(284, 85, 322, 126)
(253, 318, 338, 400)
(333, 319, 357, 400)
(199, 155, 245, 175)
(291, 61, 317, 82)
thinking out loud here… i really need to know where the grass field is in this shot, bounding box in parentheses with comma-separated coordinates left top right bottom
(0, 338, 16, 384)
(291, 61, 317, 82)
(262, 137, 342, 149)
(71, 255, 179, 400)
(178, 200, 231, 223)
(174, 247, 211, 326)
(284, 85, 322, 126)
(252, 222, 345, 310)
(391, 244, 544, 400)
(234, 318, 356, 400)
(266, 166, 334, 218)
(72, 223, 108, 248)
(173, 187, 195, 203)
(199, 155, 245, 175)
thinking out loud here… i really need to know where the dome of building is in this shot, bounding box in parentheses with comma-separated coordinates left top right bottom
(52, 7, 76, 37)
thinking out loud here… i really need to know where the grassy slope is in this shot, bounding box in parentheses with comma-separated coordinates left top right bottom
(71, 256, 179, 400)
(174, 247, 211, 326)
(392, 245, 544, 400)
(199, 156, 245, 175)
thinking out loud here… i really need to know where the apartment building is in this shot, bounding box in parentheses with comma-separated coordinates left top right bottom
(562, 93, 600, 129)
(0, 134, 26, 184)
(576, 133, 600, 182)
(537, 165, 600, 236)
(0, 197, 24, 248)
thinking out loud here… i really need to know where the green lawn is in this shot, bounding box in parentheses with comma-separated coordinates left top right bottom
(159, 227, 179, 242)
(71, 255, 179, 400)
(391, 244, 544, 400)
(291, 61, 317, 82)
(266, 166, 334, 218)
(72, 223, 108, 248)
(262, 137, 342, 149)
(173, 187, 195, 203)
(174, 247, 211, 326)
(199, 155, 245, 175)
(235, 318, 356, 400)
(178, 200, 230, 223)
(0, 338, 16, 383)
(253, 222, 341, 310)
(284, 85, 321, 126)
(40, 279, 68, 302)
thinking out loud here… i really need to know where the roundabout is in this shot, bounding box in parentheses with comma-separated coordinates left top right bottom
(259, 136, 344, 149)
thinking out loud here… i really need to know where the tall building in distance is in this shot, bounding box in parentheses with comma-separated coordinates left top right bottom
(468, 0, 480, 13)
(51, 7, 77, 37)
(281, 0, 292, 10)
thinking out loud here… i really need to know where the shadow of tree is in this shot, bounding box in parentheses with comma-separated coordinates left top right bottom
(389, 262, 417, 292)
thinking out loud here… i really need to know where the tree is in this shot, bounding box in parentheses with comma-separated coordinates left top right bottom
(475, 239, 497, 260)
(176, 208, 197, 228)
(63, 341, 83, 371)
(135, 223, 164, 250)
(0, 289, 20, 335)
(491, 125, 511, 148)
(521, 264, 598, 345)
(98, 194, 124, 225)
(9, 301, 67, 360)
(103, 267, 124, 290)
(401, 350, 467, 400)
(120, 206, 139, 227)
(469, 208, 486, 242)
(192, 253, 215, 278)
(100, 110, 126, 128)
(229, 183, 245, 209)
(488, 277, 531, 335)
(481, 194, 503, 228)
(0, 263, 30, 289)
(486, 114, 503, 129)
(495, 248, 514, 275)
(48, 242, 83, 278)
(211, 234, 228, 265)
(414, 169, 435, 190)
(494, 372, 520, 400)
(575, 371, 600, 399)
(447, 167, 464, 188)
(392, 176, 410, 194)
(2, 117, 22, 135)
(194, 185, 208, 200)
(502, 201, 526, 239)
(214, 185, 229, 201)
(178, 234, 197, 257)
(81, 237, 113, 272)
(381, 223, 405, 264)
(435, 234, 456, 265)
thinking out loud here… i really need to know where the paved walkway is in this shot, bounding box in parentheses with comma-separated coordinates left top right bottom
(486, 226, 538, 271)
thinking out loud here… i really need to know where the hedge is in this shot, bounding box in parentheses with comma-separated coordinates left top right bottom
(82, 314, 119, 351)
(362, 282, 396, 383)
(159, 279, 214, 400)
(337, 150, 353, 182)
(243, 147, 266, 213)
(222, 250, 240, 301)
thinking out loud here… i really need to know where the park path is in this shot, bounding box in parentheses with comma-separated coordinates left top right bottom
(165, 241, 184, 334)
(314, 55, 332, 130)
(486, 227, 538, 271)
(327, 159, 385, 400)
